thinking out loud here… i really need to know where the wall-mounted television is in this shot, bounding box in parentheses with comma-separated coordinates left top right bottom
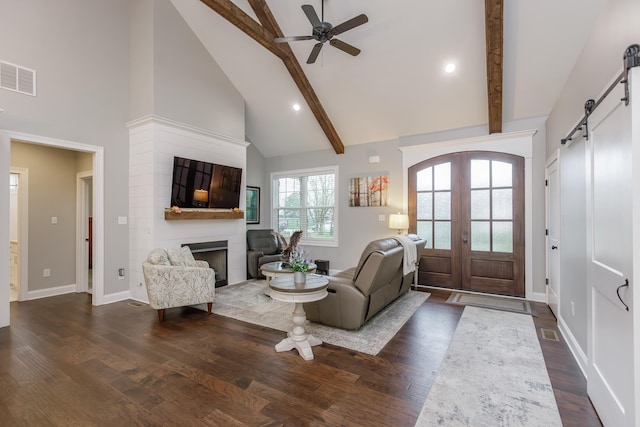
(170, 156, 242, 209)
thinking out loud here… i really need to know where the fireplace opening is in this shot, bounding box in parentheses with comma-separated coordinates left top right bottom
(183, 240, 228, 288)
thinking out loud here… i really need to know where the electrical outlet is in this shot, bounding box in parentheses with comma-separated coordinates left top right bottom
(51, 216, 58, 224)
(118, 268, 125, 278)
(378, 214, 385, 222)
(138, 282, 143, 287)
(43, 268, 51, 277)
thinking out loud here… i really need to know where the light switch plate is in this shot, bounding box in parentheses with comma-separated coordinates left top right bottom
(51, 217, 58, 224)
(118, 216, 127, 225)
(378, 214, 386, 222)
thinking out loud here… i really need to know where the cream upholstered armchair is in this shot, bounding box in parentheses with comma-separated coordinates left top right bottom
(142, 247, 215, 322)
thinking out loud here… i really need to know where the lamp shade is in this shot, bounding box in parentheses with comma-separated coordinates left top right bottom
(389, 213, 409, 233)
(193, 189, 209, 203)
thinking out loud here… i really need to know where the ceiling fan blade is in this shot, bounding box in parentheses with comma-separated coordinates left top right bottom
(307, 43, 323, 64)
(329, 38, 361, 56)
(301, 5, 322, 29)
(274, 35, 314, 43)
(330, 14, 368, 36)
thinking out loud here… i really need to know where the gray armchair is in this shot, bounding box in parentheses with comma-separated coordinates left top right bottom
(247, 229, 283, 279)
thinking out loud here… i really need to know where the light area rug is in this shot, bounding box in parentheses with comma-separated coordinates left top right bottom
(447, 291, 533, 315)
(211, 280, 429, 356)
(415, 306, 561, 427)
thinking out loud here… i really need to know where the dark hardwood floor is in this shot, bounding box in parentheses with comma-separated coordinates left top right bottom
(0, 288, 601, 426)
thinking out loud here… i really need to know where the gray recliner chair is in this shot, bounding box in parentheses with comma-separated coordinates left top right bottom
(304, 234, 425, 330)
(247, 229, 283, 279)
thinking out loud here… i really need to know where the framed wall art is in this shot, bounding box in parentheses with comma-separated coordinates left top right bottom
(349, 176, 389, 207)
(246, 186, 260, 224)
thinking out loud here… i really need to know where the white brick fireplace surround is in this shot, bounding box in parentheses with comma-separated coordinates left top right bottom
(127, 116, 249, 303)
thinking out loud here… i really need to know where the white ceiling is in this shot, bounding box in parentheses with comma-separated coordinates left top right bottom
(171, 0, 607, 158)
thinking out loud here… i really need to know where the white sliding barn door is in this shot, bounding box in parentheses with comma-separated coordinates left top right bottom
(586, 69, 637, 427)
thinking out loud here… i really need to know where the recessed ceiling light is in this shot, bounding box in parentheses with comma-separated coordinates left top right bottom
(445, 63, 456, 73)
(292, 103, 301, 111)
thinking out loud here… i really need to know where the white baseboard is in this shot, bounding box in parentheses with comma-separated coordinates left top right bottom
(27, 284, 77, 300)
(103, 290, 131, 304)
(557, 315, 588, 379)
(129, 296, 149, 305)
(528, 291, 547, 303)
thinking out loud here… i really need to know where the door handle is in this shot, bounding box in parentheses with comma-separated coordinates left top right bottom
(551, 245, 558, 250)
(616, 279, 630, 312)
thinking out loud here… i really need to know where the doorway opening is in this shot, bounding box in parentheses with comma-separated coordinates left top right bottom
(1, 129, 105, 328)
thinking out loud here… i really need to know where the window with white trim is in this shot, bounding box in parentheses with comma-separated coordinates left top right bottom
(271, 166, 338, 246)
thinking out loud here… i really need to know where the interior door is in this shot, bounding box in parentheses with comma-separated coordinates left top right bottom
(546, 152, 560, 317)
(409, 151, 525, 297)
(586, 76, 635, 426)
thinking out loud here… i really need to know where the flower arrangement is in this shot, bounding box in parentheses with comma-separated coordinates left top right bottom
(289, 246, 311, 272)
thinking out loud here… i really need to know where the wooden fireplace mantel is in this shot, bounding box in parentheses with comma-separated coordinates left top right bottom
(164, 208, 244, 220)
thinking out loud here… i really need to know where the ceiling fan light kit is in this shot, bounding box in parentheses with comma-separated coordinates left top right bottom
(274, 1, 368, 64)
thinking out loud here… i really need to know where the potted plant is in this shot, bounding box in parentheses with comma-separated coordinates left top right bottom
(289, 247, 310, 284)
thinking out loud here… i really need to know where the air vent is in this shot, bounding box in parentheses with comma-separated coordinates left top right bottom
(1, 60, 36, 96)
(541, 328, 560, 341)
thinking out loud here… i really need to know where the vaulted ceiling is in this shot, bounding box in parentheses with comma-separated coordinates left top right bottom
(171, 0, 607, 157)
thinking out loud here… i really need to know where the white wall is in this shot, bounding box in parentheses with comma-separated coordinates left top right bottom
(0, 0, 246, 326)
(545, 0, 640, 363)
(0, 0, 131, 309)
(152, 0, 245, 140)
(128, 118, 249, 302)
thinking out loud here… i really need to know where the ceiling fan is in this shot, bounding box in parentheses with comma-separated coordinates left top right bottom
(274, 2, 368, 64)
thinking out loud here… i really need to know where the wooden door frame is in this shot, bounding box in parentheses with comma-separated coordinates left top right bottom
(399, 130, 542, 301)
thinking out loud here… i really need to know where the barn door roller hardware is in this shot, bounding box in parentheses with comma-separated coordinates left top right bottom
(622, 44, 640, 105)
(561, 44, 640, 145)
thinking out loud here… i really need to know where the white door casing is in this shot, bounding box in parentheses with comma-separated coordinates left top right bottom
(545, 152, 560, 317)
(76, 171, 93, 293)
(10, 167, 29, 302)
(586, 69, 636, 427)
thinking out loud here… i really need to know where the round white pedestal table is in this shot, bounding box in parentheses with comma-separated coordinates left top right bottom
(268, 275, 328, 361)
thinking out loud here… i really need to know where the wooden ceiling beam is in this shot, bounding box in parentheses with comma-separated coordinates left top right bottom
(485, 0, 503, 134)
(200, 0, 345, 154)
(247, 0, 344, 154)
(199, 0, 286, 59)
